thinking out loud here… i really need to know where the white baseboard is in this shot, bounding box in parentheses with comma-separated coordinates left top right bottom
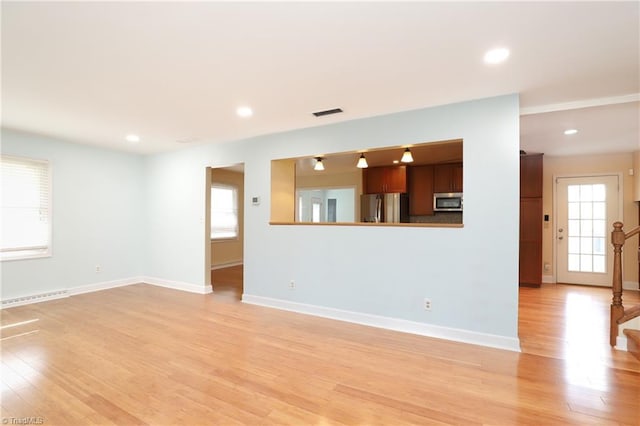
(1, 275, 211, 309)
(538, 278, 637, 290)
(68, 277, 142, 296)
(211, 261, 243, 270)
(242, 294, 521, 352)
(142, 276, 212, 294)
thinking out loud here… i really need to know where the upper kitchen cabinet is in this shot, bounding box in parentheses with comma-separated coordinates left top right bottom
(364, 166, 407, 194)
(433, 163, 463, 193)
(408, 165, 434, 215)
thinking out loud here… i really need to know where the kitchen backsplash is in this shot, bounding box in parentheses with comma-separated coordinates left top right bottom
(410, 212, 463, 224)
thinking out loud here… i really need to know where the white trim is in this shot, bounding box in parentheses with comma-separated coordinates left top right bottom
(68, 277, 142, 296)
(520, 93, 640, 115)
(542, 275, 555, 284)
(142, 276, 212, 294)
(211, 261, 243, 270)
(553, 173, 623, 286)
(242, 294, 521, 352)
(623, 281, 639, 291)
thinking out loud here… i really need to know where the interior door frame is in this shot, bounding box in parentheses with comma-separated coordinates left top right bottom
(552, 172, 623, 284)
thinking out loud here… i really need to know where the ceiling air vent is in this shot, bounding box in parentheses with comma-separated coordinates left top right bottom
(312, 108, 343, 117)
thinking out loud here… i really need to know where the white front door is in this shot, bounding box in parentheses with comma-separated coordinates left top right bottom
(556, 175, 620, 286)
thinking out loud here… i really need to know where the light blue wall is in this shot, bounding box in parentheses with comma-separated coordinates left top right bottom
(1, 95, 519, 341)
(144, 94, 521, 339)
(1, 129, 145, 298)
(325, 188, 356, 222)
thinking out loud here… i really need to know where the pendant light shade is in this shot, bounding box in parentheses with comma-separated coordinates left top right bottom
(401, 148, 414, 163)
(356, 154, 368, 169)
(314, 157, 325, 171)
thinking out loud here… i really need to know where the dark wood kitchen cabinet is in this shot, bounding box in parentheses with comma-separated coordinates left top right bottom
(519, 153, 543, 287)
(408, 165, 434, 215)
(520, 154, 543, 198)
(433, 163, 463, 193)
(364, 166, 407, 194)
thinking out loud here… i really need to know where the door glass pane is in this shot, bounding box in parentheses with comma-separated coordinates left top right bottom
(592, 184, 606, 201)
(593, 202, 605, 219)
(580, 202, 592, 219)
(568, 220, 580, 236)
(593, 237, 605, 255)
(580, 220, 592, 237)
(580, 237, 593, 254)
(580, 254, 592, 272)
(566, 183, 608, 273)
(568, 202, 580, 219)
(568, 185, 580, 202)
(593, 220, 605, 237)
(568, 237, 580, 254)
(568, 254, 580, 271)
(593, 255, 605, 273)
(580, 185, 593, 202)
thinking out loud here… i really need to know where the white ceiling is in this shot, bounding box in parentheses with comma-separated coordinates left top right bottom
(2, 2, 638, 156)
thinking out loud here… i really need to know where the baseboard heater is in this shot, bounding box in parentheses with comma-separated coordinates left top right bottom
(1, 290, 69, 309)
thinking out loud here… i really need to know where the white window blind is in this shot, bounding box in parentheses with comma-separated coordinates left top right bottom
(1, 155, 51, 260)
(211, 184, 238, 239)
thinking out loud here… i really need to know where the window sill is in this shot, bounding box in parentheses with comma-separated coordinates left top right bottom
(211, 237, 240, 243)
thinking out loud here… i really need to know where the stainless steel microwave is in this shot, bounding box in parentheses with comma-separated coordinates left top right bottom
(433, 192, 463, 212)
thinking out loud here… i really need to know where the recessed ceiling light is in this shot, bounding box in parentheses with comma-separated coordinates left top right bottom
(236, 106, 253, 118)
(564, 129, 578, 135)
(484, 47, 510, 64)
(125, 134, 140, 143)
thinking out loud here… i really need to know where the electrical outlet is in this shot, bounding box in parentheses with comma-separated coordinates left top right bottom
(289, 280, 295, 289)
(424, 298, 432, 311)
(95, 265, 101, 273)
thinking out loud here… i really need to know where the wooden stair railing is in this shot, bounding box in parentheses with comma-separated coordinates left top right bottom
(610, 221, 640, 346)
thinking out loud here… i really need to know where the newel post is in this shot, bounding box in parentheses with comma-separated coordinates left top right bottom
(610, 221, 625, 346)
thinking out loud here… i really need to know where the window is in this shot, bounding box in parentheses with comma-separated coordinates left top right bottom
(1, 155, 51, 260)
(211, 184, 238, 239)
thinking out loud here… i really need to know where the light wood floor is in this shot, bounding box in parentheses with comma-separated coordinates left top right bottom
(2, 270, 639, 425)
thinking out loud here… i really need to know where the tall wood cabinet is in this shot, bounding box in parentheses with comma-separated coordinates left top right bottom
(408, 165, 434, 215)
(519, 153, 543, 287)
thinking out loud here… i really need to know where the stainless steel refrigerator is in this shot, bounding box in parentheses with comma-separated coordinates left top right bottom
(360, 193, 409, 223)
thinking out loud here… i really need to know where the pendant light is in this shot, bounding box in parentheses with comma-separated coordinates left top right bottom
(314, 157, 325, 171)
(356, 153, 368, 168)
(400, 148, 414, 163)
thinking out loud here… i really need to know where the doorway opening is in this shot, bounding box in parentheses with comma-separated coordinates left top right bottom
(207, 163, 244, 300)
(554, 174, 621, 286)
